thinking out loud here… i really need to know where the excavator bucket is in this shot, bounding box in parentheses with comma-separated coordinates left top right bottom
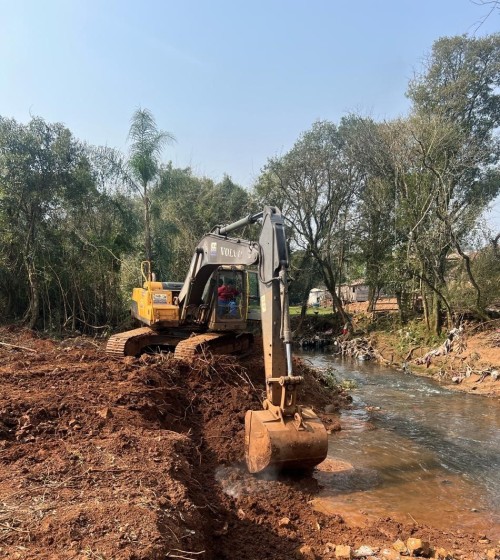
(244, 407, 328, 474)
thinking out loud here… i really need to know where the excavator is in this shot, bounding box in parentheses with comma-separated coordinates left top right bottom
(106, 206, 328, 473)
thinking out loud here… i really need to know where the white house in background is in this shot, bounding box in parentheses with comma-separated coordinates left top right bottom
(308, 288, 330, 307)
(309, 280, 390, 306)
(340, 279, 370, 303)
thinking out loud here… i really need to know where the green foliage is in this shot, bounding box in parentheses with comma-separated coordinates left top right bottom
(152, 166, 255, 281)
(447, 247, 500, 311)
(289, 306, 334, 316)
(256, 118, 364, 330)
(340, 379, 358, 390)
(288, 250, 323, 306)
(317, 366, 340, 390)
(0, 115, 134, 330)
(1, 33, 500, 337)
(128, 108, 175, 189)
(408, 34, 500, 140)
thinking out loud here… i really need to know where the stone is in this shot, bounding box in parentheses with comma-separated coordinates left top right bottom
(381, 549, 401, 559)
(353, 545, 376, 557)
(323, 543, 336, 555)
(97, 407, 113, 419)
(486, 549, 498, 560)
(406, 538, 430, 557)
(278, 517, 290, 527)
(433, 548, 453, 559)
(335, 545, 352, 559)
(296, 545, 316, 560)
(393, 539, 408, 554)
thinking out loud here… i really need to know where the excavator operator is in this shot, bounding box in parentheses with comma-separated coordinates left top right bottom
(218, 278, 240, 317)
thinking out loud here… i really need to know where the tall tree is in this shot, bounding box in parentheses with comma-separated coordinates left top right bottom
(0, 116, 135, 330)
(256, 119, 365, 330)
(334, 116, 399, 315)
(127, 108, 175, 265)
(408, 34, 500, 142)
(152, 167, 255, 280)
(403, 34, 500, 331)
(0, 117, 90, 327)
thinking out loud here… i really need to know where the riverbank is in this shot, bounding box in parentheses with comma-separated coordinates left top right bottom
(369, 323, 500, 399)
(293, 314, 500, 399)
(0, 327, 497, 558)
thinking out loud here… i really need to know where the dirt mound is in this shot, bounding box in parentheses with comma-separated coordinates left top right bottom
(0, 328, 491, 558)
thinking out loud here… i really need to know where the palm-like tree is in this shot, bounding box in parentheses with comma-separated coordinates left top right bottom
(127, 108, 175, 264)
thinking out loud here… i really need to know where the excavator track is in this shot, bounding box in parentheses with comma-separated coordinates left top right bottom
(106, 328, 254, 359)
(174, 331, 254, 361)
(105, 327, 182, 357)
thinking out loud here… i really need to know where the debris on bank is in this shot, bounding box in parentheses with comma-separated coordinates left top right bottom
(296, 331, 335, 349)
(415, 326, 466, 368)
(296, 332, 378, 361)
(409, 325, 500, 388)
(332, 337, 379, 362)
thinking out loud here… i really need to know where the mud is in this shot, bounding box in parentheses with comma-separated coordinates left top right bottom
(0, 327, 495, 559)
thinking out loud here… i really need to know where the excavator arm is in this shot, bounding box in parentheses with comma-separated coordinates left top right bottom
(184, 206, 328, 473)
(246, 207, 328, 472)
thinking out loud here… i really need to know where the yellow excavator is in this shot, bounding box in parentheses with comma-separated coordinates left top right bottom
(106, 206, 328, 473)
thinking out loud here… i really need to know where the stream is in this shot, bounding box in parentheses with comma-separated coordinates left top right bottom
(299, 351, 500, 539)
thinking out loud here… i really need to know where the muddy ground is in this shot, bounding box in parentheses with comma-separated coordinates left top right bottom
(0, 327, 497, 559)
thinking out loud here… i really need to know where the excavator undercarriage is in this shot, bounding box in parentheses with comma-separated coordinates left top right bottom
(106, 327, 254, 360)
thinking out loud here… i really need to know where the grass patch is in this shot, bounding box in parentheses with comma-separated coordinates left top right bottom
(289, 306, 335, 317)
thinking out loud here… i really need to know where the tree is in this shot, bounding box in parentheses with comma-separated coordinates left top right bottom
(408, 34, 500, 141)
(152, 167, 255, 280)
(256, 119, 365, 330)
(127, 108, 175, 265)
(333, 116, 399, 316)
(0, 117, 92, 327)
(401, 35, 500, 331)
(0, 115, 137, 331)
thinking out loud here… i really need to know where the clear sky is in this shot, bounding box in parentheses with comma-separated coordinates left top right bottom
(1, 0, 499, 226)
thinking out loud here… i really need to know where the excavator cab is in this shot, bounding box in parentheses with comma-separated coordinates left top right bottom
(206, 268, 259, 331)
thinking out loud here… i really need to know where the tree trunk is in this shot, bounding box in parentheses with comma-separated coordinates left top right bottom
(296, 300, 308, 332)
(24, 258, 39, 329)
(430, 294, 442, 336)
(331, 289, 352, 333)
(422, 290, 430, 331)
(295, 250, 316, 332)
(395, 289, 406, 324)
(315, 257, 353, 333)
(367, 285, 375, 313)
(144, 182, 152, 265)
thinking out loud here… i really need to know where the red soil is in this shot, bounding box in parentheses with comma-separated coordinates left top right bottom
(0, 327, 495, 559)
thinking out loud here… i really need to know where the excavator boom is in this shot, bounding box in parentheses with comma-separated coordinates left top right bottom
(214, 207, 328, 472)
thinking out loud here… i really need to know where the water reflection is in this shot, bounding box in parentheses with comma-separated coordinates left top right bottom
(300, 352, 500, 538)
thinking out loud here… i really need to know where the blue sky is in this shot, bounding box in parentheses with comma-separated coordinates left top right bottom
(1, 0, 499, 226)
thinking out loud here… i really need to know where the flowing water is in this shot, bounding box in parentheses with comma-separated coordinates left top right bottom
(299, 352, 500, 539)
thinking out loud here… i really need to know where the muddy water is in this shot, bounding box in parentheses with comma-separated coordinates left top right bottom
(300, 352, 500, 539)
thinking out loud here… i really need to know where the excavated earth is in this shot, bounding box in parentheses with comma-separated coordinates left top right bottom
(0, 327, 495, 559)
